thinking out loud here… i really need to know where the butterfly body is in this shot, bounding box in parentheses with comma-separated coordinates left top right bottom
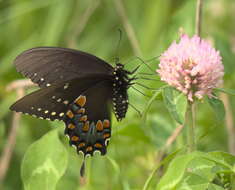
(63, 63, 133, 156)
(112, 63, 131, 121)
(10, 47, 135, 158)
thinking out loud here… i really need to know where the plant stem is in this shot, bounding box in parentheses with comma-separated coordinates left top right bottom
(0, 89, 24, 183)
(220, 92, 235, 154)
(186, 0, 203, 154)
(195, 0, 203, 36)
(185, 102, 196, 152)
(114, 0, 142, 57)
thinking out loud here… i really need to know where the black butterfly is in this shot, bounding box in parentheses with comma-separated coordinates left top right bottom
(10, 47, 137, 175)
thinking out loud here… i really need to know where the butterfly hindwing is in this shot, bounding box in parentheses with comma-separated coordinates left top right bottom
(64, 80, 112, 156)
(10, 75, 112, 121)
(14, 47, 113, 87)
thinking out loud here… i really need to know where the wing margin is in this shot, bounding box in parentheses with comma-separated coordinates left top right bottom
(14, 47, 114, 87)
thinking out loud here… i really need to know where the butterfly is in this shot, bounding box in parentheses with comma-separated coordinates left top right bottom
(10, 47, 137, 176)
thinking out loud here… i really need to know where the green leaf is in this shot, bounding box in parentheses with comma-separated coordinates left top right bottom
(142, 89, 162, 122)
(177, 173, 225, 190)
(215, 88, 235, 96)
(106, 156, 121, 175)
(106, 156, 121, 183)
(188, 157, 216, 181)
(21, 129, 68, 190)
(207, 97, 225, 121)
(173, 151, 235, 190)
(156, 153, 196, 190)
(205, 151, 235, 173)
(162, 87, 187, 124)
(207, 184, 225, 190)
(177, 173, 211, 190)
(156, 151, 234, 190)
(142, 149, 181, 190)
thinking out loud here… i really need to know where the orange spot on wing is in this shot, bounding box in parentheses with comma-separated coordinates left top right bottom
(86, 146, 93, 152)
(66, 110, 74, 118)
(82, 121, 89, 132)
(75, 95, 86, 107)
(78, 142, 86, 148)
(96, 120, 103, 131)
(68, 123, 75, 129)
(77, 108, 85, 114)
(79, 115, 87, 122)
(94, 143, 103, 148)
(71, 136, 79, 141)
(103, 120, 110, 128)
(103, 133, 110, 139)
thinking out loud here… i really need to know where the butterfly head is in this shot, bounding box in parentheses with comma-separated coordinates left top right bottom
(115, 63, 124, 70)
(114, 57, 124, 69)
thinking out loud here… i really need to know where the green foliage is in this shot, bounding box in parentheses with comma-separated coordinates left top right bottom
(143, 149, 182, 190)
(21, 129, 68, 190)
(156, 153, 196, 190)
(163, 86, 188, 124)
(142, 89, 162, 122)
(156, 151, 235, 190)
(215, 88, 235, 96)
(207, 96, 225, 121)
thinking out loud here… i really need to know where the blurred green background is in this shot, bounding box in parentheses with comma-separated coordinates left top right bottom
(0, 0, 235, 189)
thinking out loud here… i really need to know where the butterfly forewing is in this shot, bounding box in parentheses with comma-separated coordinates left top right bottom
(10, 75, 112, 121)
(14, 47, 113, 87)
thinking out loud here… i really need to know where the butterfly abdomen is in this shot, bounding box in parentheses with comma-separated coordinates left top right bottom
(112, 66, 129, 121)
(64, 95, 111, 157)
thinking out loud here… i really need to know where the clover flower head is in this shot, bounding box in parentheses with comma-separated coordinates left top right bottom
(157, 34, 224, 101)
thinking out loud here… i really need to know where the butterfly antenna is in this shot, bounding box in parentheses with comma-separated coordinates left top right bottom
(129, 103, 142, 117)
(115, 29, 122, 64)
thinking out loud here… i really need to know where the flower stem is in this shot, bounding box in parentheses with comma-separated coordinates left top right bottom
(185, 101, 196, 152)
(195, 0, 203, 36)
